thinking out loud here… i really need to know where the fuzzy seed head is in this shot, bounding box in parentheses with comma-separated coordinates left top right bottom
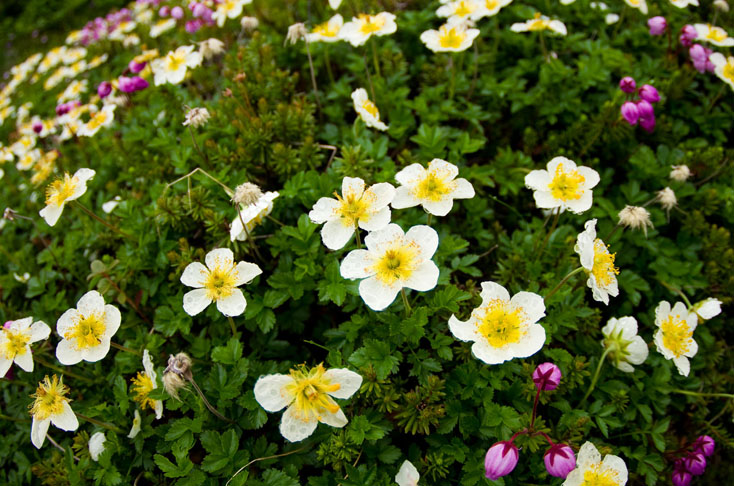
(232, 182, 263, 206)
(618, 205, 653, 235)
(714, 0, 729, 12)
(286, 23, 307, 45)
(241, 16, 259, 31)
(670, 164, 691, 182)
(183, 107, 211, 128)
(163, 353, 192, 399)
(657, 187, 677, 211)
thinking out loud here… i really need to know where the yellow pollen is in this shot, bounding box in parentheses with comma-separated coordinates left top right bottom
(591, 239, 619, 288)
(2, 329, 31, 359)
(204, 264, 238, 301)
(87, 111, 108, 130)
(223, 0, 238, 13)
(45, 173, 78, 207)
(361, 100, 379, 118)
(453, 1, 476, 16)
(335, 190, 372, 227)
(548, 164, 585, 201)
(581, 464, 620, 486)
(373, 244, 419, 285)
(358, 14, 386, 35)
(314, 21, 339, 37)
(486, 0, 499, 9)
(439, 26, 467, 49)
(166, 52, 186, 72)
(64, 313, 106, 350)
(528, 13, 549, 31)
(131, 372, 157, 410)
(706, 26, 727, 43)
(415, 171, 453, 202)
(29, 375, 70, 421)
(628, 0, 640, 5)
(661, 315, 692, 358)
(723, 62, 734, 81)
(476, 299, 526, 348)
(286, 364, 342, 422)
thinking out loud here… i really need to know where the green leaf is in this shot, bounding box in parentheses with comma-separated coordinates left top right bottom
(211, 338, 244, 365)
(201, 429, 239, 473)
(348, 339, 401, 380)
(154, 454, 194, 478)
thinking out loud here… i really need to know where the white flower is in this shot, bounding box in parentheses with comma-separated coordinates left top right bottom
(102, 196, 122, 214)
(13, 272, 31, 283)
(479, 0, 513, 17)
(669, 0, 699, 7)
(213, 0, 252, 27)
(448, 281, 546, 365)
(199, 38, 225, 60)
(339, 12, 397, 47)
(231, 191, 279, 241)
(29, 375, 79, 449)
(691, 298, 722, 322)
(77, 104, 116, 137)
(306, 14, 344, 43)
(693, 24, 734, 47)
(131, 350, 164, 419)
(601, 317, 648, 372)
(605, 13, 620, 25)
(0, 317, 51, 376)
(525, 156, 599, 214)
(618, 206, 653, 236)
(241, 16, 259, 31)
(309, 177, 395, 250)
(396, 460, 420, 486)
(329, 0, 343, 9)
(392, 159, 475, 216)
(56, 290, 121, 365)
(436, 1, 486, 22)
(563, 442, 628, 486)
(351, 88, 388, 131)
(340, 224, 439, 311)
(575, 219, 619, 305)
(654, 301, 698, 376)
(151, 46, 202, 86)
(180, 248, 262, 317)
(669, 164, 691, 182)
(128, 409, 142, 439)
(183, 107, 211, 128)
(623, 0, 648, 14)
(39, 168, 96, 227)
(420, 22, 480, 52)
(88, 432, 106, 461)
(511, 13, 567, 36)
(149, 19, 176, 38)
(714, 0, 729, 11)
(709, 53, 734, 91)
(254, 364, 362, 442)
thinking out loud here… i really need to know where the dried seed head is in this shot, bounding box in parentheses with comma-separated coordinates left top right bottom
(199, 38, 225, 60)
(618, 205, 653, 236)
(714, 0, 729, 12)
(241, 16, 259, 32)
(232, 182, 263, 207)
(163, 353, 192, 400)
(670, 164, 691, 182)
(183, 107, 210, 128)
(286, 23, 307, 45)
(657, 187, 677, 211)
(4, 207, 17, 220)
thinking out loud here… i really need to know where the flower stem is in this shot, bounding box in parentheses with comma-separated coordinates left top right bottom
(111, 342, 141, 356)
(530, 387, 541, 430)
(227, 446, 309, 486)
(236, 205, 264, 261)
(324, 45, 335, 84)
(545, 267, 585, 301)
(581, 347, 611, 405)
(426, 213, 432, 226)
(537, 208, 560, 257)
(670, 389, 734, 400)
(188, 124, 210, 166)
(304, 39, 322, 112)
(227, 316, 237, 337)
(657, 280, 693, 308)
(34, 356, 97, 384)
(75, 413, 124, 434)
(371, 38, 381, 78)
(354, 225, 362, 248)
(71, 201, 135, 241)
(186, 375, 234, 424)
(401, 288, 412, 316)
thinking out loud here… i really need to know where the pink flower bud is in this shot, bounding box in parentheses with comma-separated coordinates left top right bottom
(619, 76, 636, 93)
(485, 441, 519, 481)
(544, 444, 576, 479)
(639, 114, 655, 133)
(636, 100, 654, 119)
(129, 59, 146, 73)
(56, 104, 69, 116)
(97, 81, 112, 98)
(683, 452, 706, 476)
(638, 84, 660, 103)
(118, 76, 149, 93)
(648, 17, 667, 36)
(532, 362, 562, 391)
(679, 25, 697, 47)
(193, 3, 207, 17)
(171, 6, 184, 19)
(186, 19, 202, 33)
(159, 6, 170, 17)
(32, 121, 43, 134)
(672, 467, 692, 486)
(620, 101, 640, 125)
(693, 435, 715, 457)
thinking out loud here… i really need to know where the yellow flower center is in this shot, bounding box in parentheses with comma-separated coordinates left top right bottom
(204, 264, 238, 301)
(29, 375, 70, 421)
(415, 171, 453, 201)
(45, 173, 78, 207)
(362, 100, 379, 118)
(439, 26, 467, 49)
(486, 0, 499, 9)
(131, 372, 157, 410)
(723, 62, 734, 81)
(223, 0, 238, 13)
(548, 164, 585, 201)
(87, 111, 108, 131)
(661, 315, 692, 358)
(453, 1, 476, 16)
(528, 13, 549, 31)
(475, 299, 526, 348)
(285, 364, 342, 422)
(706, 26, 727, 43)
(373, 245, 419, 285)
(627, 0, 640, 6)
(314, 20, 340, 37)
(591, 239, 619, 288)
(64, 313, 106, 350)
(336, 191, 371, 227)
(581, 465, 621, 486)
(2, 329, 30, 359)
(358, 14, 386, 35)
(166, 52, 186, 72)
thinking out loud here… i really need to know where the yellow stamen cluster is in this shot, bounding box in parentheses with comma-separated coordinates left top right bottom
(548, 164, 585, 201)
(131, 372, 157, 410)
(476, 299, 526, 348)
(581, 464, 621, 486)
(453, 1, 476, 16)
(706, 26, 727, 43)
(2, 329, 30, 358)
(335, 191, 371, 227)
(361, 100, 379, 118)
(528, 13, 550, 31)
(204, 264, 238, 301)
(45, 173, 78, 206)
(358, 14, 386, 34)
(314, 21, 339, 38)
(591, 239, 619, 288)
(29, 375, 70, 421)
(722, 62, 734, 81)
(439, 26, 467, 49)
(661, 315, 692, 358)
(165, 52, 186, 72)
(415, 172, 452, 201)
(373, 245, 419, 285)
(86, 111, 108, 131)
(285, 364, 341, 422)
(64, 313, 106, 350)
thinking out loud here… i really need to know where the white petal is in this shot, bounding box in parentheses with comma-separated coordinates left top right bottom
(479, 281, 510, 304)
(448, 315, 477, 342)
(205, 248, 234, 270)
(77, 290, 106, 315)
(142, 349, 155, 379)
(533, 190, 561, 210)
(280, 405, 318, 442)
(14, 349, 34, 372)
(654, 301, 671, 326)
(359, 276, 400, 311)
(29, 321, 51, 343)
(471, 340, 512, 365)
(323, 369, 363, 399)
(51, 402, 79, 431)
(234, 261, 262, 286)
(56, 339, 83, 365)
(359, 206, 391, 232)
(56, 309, 79, 337)
(626, 337, 649, 365)
(391, 186, 420, 209)
(695, 298, 722, 320)
(684, 338, 698, 358)
(602, 454, 628, 485)
(422, 198, 454, 216)
(576, 442, 601, 469)
(0, 357, 12, 377)
(31, 418, 51, 449)
(319, 407, 348, 428)
(510, 292, 546, 324)
(510, 323, 546, 358)
(322, 218, 355, 250)
(340, 250, 375, 279)
(673, 356, 690, 376)
(403, 261, 439, 292)
(452, 178, 475, 199)
(183, 288, 212, 316)
(405, 225, 439, 259)
(309, 197, 340, 224)
(82, 340, 111, 362)
(616, 316, 639, 339)
(40, 202, 64, 226)
(428, 158, 458, 180)
(342, 177, 365, 200)
(368, 182, 396, 208)
(180, 262, 209, 288)
(363, 224, 404, 253)
(565, 190, 593, 214)
(577, 166, 600, 189)
(396, 460, 420, 486)
(395, 164, 425, 185)
(254, 374, 296, 412)
(128, 410, 142, 438)
(524, 169, 551, 190)
(154, 400, 163, 420)
(103, 305, 121, 339)
(216, 289, 247, 317)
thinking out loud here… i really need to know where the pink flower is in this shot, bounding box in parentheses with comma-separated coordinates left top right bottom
(648, 17, 667, 36)
(544, 444, 576, 479)
(638, 84, 660, 103)
(532, 362, 562, 391)
(693, 435, 715, 457)
(129, 59, 146, 73)
(621, 101, 640, 125)
(159, 6, 170, 17)
(118, 76, 149, 93)
(32, 121, 43, 134)
(672, 464, 692, 486)
(485, 441, 519, 481)
(619, 76, 636, 93)
(683, 452, 706, 475)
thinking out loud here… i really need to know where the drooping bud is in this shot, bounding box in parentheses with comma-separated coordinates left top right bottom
(544, 443, 576, 479)
(672, 460, 692, 486)
(619, 76, 636, 93)
(286, 23, 307, 45)
(199, 38, 225, 60)
(232, 182, 263, 207)
(129, 59, 146, 73)
(690, 300, 722, 322)
(163, 353, 192, 400)
(693, 435, 715, 457)
(679, 25, 698, 47)
(484, 441, 519, 480)
(97, 81, 112, 99)
(683, 452, 706, 476)
(241, 16, 259, 32)
(638, 84, 660, 103)
(532, 362, 562, 391)
(647, 17, 667, 36)
(714, 0, 729, 12)
(618, 206, 653, 236)
(620, 102, 639, 125)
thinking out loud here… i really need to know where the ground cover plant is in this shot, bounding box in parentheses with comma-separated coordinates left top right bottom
(0, 0, 733, 485)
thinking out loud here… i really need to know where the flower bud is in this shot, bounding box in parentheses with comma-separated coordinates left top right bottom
(620, 101, 639, 125)
(638, 84, 660, 103)
(619, 76, 636, 93)
(693, 435, 715, 457)
(286, 23, 307, 45)
(485, 441, 519, 480)
(193, 3, 207, 18)
(32, 121, 43, 134)
(636, 99, 654, 119)
(679, 25, 697, 47)
(639, 114, 655, 133)
(648, 17, 667, 36)
(129, 59, 146, 73)
(544, 444, 576, 479)
(163, 353, 192, 400)
(171, 6, 184, 19)
(532, 362, 562, 391)
(159, 6, 170, 17)
(186, 19, 203, 33)
(241, 16, 259, 32)
(118, 76, 149, 93)
(672, 464, 692, 486)
(97, 81, 112, 99)
(683, 452, 706, 476)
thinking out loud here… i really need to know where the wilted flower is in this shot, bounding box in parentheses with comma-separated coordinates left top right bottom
(56, 290, 121, 365)
(285, 23, 307, 44)
(563, 442, 628, 486)
(653, 300, 698, 376)
(0, 317, 51, 376)
(618, 206, 653, 236)
(575, 219, 619, 305)
(254, 364, 362, 442)
(163, 353, 192, 399)
(339, 12, 397, 46)
(648, 17, 667, 36)
(545, 444, 576, 479)
(128, 409, 142, 439)
(525, 156, 600, 214)
(351, 88, 388, 131)
(485, 441, 519, 480)
(199, 38, 225, 60)
(232, 182, 263, 207)
(533, 362, 562, 390)
(656, 187, 677, 212)
(240, 16, 259, 31)
(88, 432, 106, 461)
(392, 159, 475, 216)
(40, 168, 95, 226)
(29, 375, 79, 448)
(449, 281, 546, 364)
(131, 349, 163, 419)
(183, 107, 210, 128)
(670, 164, 691, 182)
(601, 316, 649, 372)
(395, 460, 420, 486)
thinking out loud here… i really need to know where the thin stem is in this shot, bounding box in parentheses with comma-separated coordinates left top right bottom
(111, 342, 142, 356)
(0, 413, 30, 423)
(604, 223, 623, 242)
(545, 267, 585, 301)
(401, 288, 412, 316)
(671, 389, 734, 400)
(236, 205, 264, 261)
(163, 167, 233, 199)
(531, 430, 555, 446)
(266, 214, 285, 227)
(101, 272, 151, 325)
(371, 38, 381, 78)
(71, 201, 135, 241)
(324, 45, 335, 84)
(657, 280, 693, 308)
(226, 446, 309, 486)
(35, 356, 97, 384)
(188, 125, 210, 166)
(47, 434, 79, 460)
(362, 52, 377, 102)
(530, 387, 541, 430)
(187, 376, 234, 423)
(75, 413, 124, 434)
(426, 213, 433, 226)
(537, 208, 560, 256)
(304, 40, 322, 112)
(449, 55, 456, 100)
(354, 225, 362, 248)
(581, 347, 611, 405)
(227, 316, 237, 337)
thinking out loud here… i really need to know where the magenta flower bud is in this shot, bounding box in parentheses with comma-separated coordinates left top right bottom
(544, 444, 576, 479)
(648, 17, 667, 36)
(619, 76, 636, 93)
(56, 104, 69, 116)
(683, 452, 706, 476)
(32, 121, 43, 134)
(193, 3, 207, 17)
(532, 362, 562, 391)
(188, 2, 198, 11)
(171, 6, 184, 19)
(620, 102, 640, 125)
(118, 76, 149, 93)
(485, 441, 519, 481)
(636, 100, 654, 119)
(693, 435, 715, 456)
(672, 467, 692, 486)
(159, 6, 170, 17)
(689, 44, 708, 62)
(129, 59, 146, 73)
(97, 81, 112, 98)
(638, 84, 660, 103)
(186, 19, 203, 33)
(639, 114, 655, 133)
(679, 25, 697, 47)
